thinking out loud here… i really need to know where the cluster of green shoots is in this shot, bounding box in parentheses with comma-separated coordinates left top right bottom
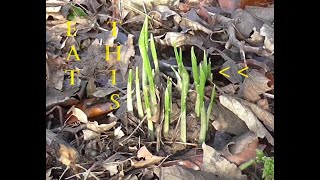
(127, 17, 216, 144)
(239, 149, 274, 180)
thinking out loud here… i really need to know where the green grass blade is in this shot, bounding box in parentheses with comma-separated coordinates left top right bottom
(191, 46, 199, 88)
(164, 78, 172, 137)
(135, 67, 144, 119)
(150, 33, 159, 74)
(199, 103, 207, 144)
(127, 69, 133, 112)
(142, 66, 154, 141)
(206, 83, 216, 131)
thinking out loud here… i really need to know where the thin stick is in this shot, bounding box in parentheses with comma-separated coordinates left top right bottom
(120, 116, 147, 145)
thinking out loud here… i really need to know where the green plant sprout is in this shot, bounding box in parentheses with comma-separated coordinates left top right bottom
(174, 46, 189, 143)
(239, 149, 274, 180)
(127, 69, 133, 112)
(163, 78, 172, 137)
(135, 67, 144, 119)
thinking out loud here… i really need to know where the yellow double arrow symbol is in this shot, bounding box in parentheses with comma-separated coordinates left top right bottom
(219, 66, 248, 78)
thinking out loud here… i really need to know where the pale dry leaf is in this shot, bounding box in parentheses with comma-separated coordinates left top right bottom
(154, 5, 178, 20)
(114, 126, 125, 139)
(123, 0, 179, 11)
(211, 102, 249, 135)
(86, 121, 117, 133)
(59, 144, 79, 167)
(86, 78, 96, 97)
(241, 69, 273, 102)
(156, 165, 218, 180)
(220, 132, 259, 166)
(132, 146, 164, 168)
(260, 23, 274, 52)
(231, 9, 264, 38)
(99, 121, 117, 131)
(202, 143, 247, 180)
(72, 108, 88, 123)
(103, 164, 119, 176)
(245, 6, 274, 24)
(219, 95, 274, 145)
(240, 99, 274, 131)
(92, 87, 119, 97)
(247, 27, 264, 46)
(154, 32, 204, 49)
(48, 66, 64, 90)
(46, 168, 53, 180)
(179, 17, 213, 34)
(83, 129, 100, 140)
(46, 6, 62, 13)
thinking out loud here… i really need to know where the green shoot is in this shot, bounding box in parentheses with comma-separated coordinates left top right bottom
(127, 69, 133, 112)
(206, 83, 216, 131)
(135, 67, 144, 119)
(198, 64, 207, 143)
(174, 46, 189, 143)
(150, 33, 159, 74)
(164, 78, 172, 137)
(139, 17, 157, 116)
(239, 149, 274, 180)
(142, 65, 154, 140)
(191, 47, 201, 117)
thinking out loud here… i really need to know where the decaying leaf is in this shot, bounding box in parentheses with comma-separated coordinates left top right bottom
(87, 121, 117, 133)
(179, 17, 213, 34)
(211, 102, 249, 136)
(154, 5, 178, 20)
(221, 132, 259, 165)
(132, 146, 164, 168)
(59, 144, 79, 167)
(260, 23, 274, 52)
(46, 168, 53, 180)
(118, 34, 135, 78)
(221, 84, 239, 95)
(154, 165, 217, 180)
(154, 32, 204, 49)
(257, 98, 269, 110)
(219, 95, 274, 145)
(241, 69, 273, 102)
(83, 129, 100, 140)
(86, 78, 97, 97)
(240, 99, 274, 131)
(114, 126, 125, 139)
(103, 163, 119, 176)
(71, 107, 88, 123)
(202, 143, 247, 180)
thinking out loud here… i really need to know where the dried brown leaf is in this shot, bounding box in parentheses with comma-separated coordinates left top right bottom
(72, 108, 88, 123)
(154, 5, 178, 20)
(202, 143, 247, 180)
(256, 98, 269, 110)
(260, 23, 274, 52)
(155, 165, 217, 180)
(221, 60, 243, 84)
(240, 99, 274, 131)
(241, 69, 273, 102)
(103, 164, 119, 176)
(221, 132, 259, 165)
(117, 34, 135, 78)
(179, 17, 213, 34)
(211, 102, 249, 135)
(59, 144, 79, 167)
(219, 95, 274, 145)
(154, 32, 204, 48)
(132, 146, 164, 168)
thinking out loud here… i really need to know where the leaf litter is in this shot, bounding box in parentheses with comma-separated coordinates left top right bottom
(46, 0, 274, 179)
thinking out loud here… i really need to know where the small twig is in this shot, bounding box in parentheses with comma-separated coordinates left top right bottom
(120, 116, 147, 145)
(263, 93, 274, 99)
(146, 141, 198, 147)
(59, 166, 70, 180)
(157, 154, 172, 167)
(46, 106, 64, 125)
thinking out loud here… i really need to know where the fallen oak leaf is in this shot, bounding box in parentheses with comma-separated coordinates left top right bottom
(131, 146, 164, 168)
(241, 69, 273, 102)
(240, 99, 274, 131)
(202, 143, 247, 180)
(220, 132, 259, 166)
(219, 95, 274, 145)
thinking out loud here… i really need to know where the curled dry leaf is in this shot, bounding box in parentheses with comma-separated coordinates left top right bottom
(154, 165, 217, 180)
(179, 17, 213, 34)
(221, 132, 259, 166)
(260, 23, 274, 52)
(59, 144, 79, 167)
(256, 98, 269, 110)
(153, 32, 204, 49)
(219, 95, 274, 145)
(132, 146, 164, 168)
(114, 126, 125, 139)
(154, 5, 178, 20)
(240, 99, 274, 131)
(87, 121, 117, 133)
(71, 107, 88, 123)
(103, 164, 119, 176)
(202, 143, 247, 180)
(83, 129, 100, 141)
(117, 34, 135, 78)
(241, 69, 273, 102)
(211, 102, 249, 135)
